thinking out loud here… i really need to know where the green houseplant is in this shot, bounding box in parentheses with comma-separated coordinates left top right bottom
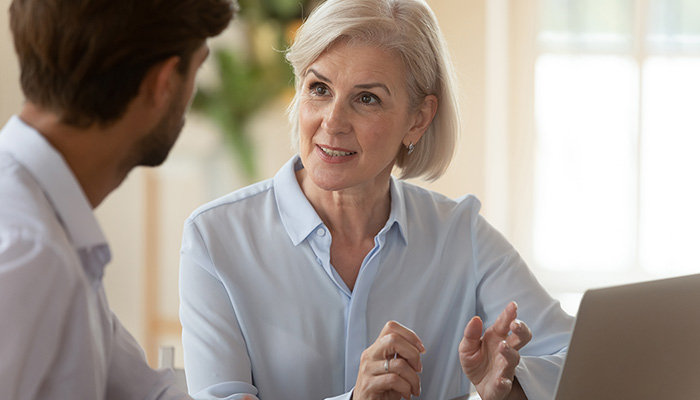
(190, 0, 318, 182)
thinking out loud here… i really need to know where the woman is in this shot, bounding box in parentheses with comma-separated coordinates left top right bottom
(179, 0, 574, 399)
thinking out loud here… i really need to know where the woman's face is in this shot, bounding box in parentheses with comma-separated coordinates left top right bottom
(297, 41, 427, 194)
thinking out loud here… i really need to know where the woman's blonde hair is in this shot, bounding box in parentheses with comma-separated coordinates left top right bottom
(285, 0, 460, 181)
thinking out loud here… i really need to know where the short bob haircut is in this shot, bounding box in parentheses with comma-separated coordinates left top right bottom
(286, 0, 460, 181)
(10, 0, 237, 128)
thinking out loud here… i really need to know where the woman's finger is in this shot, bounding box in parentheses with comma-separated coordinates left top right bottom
(355, 321, 425, 400)
(375, 374, 413, 400)
(378, 331, 423, 372)
(490, 301, 518, 338)
(379, 356, 422, 397)
(459, 316, 484, 357)
(506, 319, 532, 351)
(378, 320, 426, 353)
(497, 340, 521, 374)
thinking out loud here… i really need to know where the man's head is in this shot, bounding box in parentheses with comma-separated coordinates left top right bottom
(126, 44, 210, 168)
(9, 0, 237, 128)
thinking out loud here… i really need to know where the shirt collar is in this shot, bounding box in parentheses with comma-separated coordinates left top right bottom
(274, 155, 324, 246)
(274, 154, 408, 246)
(388, 177, 408, 245)
(0, 115, 108, 251)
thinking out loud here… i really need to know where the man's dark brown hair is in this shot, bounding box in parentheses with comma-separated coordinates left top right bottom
(9, 0, 237, 127)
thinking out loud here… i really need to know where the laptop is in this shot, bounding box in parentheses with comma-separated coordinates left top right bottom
(553, 273, 700, 399)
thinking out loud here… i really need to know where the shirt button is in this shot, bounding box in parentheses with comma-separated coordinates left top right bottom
(316, 228, 326, 237)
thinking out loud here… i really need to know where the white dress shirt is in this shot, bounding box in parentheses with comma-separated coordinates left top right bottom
(0, 116, 188, 400)
(180, 155, 574, 400)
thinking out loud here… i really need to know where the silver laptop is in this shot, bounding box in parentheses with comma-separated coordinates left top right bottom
(554, 273, 700, 399)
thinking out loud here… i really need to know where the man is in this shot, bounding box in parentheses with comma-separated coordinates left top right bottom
(0, 0, 237, 398)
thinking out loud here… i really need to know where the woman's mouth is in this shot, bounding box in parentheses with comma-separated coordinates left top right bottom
(319, 146, 357, 157)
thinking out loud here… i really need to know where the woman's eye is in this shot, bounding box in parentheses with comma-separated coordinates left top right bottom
(360, 93, 378, 104)
(309, 83, 329, 96)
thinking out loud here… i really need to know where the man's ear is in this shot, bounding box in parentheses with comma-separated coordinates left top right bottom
(405, 94, 438, 145)
(140, 55, 181, 110)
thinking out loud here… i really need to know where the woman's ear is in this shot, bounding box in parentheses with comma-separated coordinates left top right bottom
(406, 94, 438, 145)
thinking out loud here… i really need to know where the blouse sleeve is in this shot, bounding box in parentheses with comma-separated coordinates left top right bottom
(179, 217, 358, 400)
(469, 209, 574, 399)
(179, 220, 260, 400)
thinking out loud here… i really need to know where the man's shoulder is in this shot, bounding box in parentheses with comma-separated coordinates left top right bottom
(0, 152, 74, 262)
(0, 153, 54, 224)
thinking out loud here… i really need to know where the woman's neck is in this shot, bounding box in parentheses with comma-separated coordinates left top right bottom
(296, 168, 392, 244)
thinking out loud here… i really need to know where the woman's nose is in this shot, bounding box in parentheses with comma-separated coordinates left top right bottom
(322, 101, 351, 135)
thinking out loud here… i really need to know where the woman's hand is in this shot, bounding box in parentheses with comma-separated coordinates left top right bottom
(353, 321, 426, 400)
(459, 302, 532, 400)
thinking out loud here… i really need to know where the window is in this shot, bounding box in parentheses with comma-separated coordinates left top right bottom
(532, 0, 700, 311)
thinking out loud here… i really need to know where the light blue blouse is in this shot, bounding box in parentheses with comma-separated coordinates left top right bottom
(179, 155, 574, 400)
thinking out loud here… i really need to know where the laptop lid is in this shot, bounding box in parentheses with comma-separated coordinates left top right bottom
(554, 273, 700, 399)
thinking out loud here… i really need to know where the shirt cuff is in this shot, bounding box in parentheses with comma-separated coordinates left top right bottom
(190, 381, 259, 400)
(324, 387, 353, 400)
(514, 353, 567, 399)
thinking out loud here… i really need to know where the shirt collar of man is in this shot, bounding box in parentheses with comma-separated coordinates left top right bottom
(273, 154, 408, 246)
(0, 115, 108, 253)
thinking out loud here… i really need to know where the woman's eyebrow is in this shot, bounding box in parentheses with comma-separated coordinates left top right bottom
(355, 82, 391, 96)
(306, 68, 391, 96)
(306, 68, 331, 83)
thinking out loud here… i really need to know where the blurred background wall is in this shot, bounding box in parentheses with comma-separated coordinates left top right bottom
(1, 0, 698, 368)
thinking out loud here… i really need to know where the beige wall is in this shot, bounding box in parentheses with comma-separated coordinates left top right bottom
(0, 0, 22, 123)
(0, 0, 508, 366)
(421, 0, 487, 202)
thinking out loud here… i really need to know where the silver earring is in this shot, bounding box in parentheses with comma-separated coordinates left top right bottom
(407, 142, 415, 155)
